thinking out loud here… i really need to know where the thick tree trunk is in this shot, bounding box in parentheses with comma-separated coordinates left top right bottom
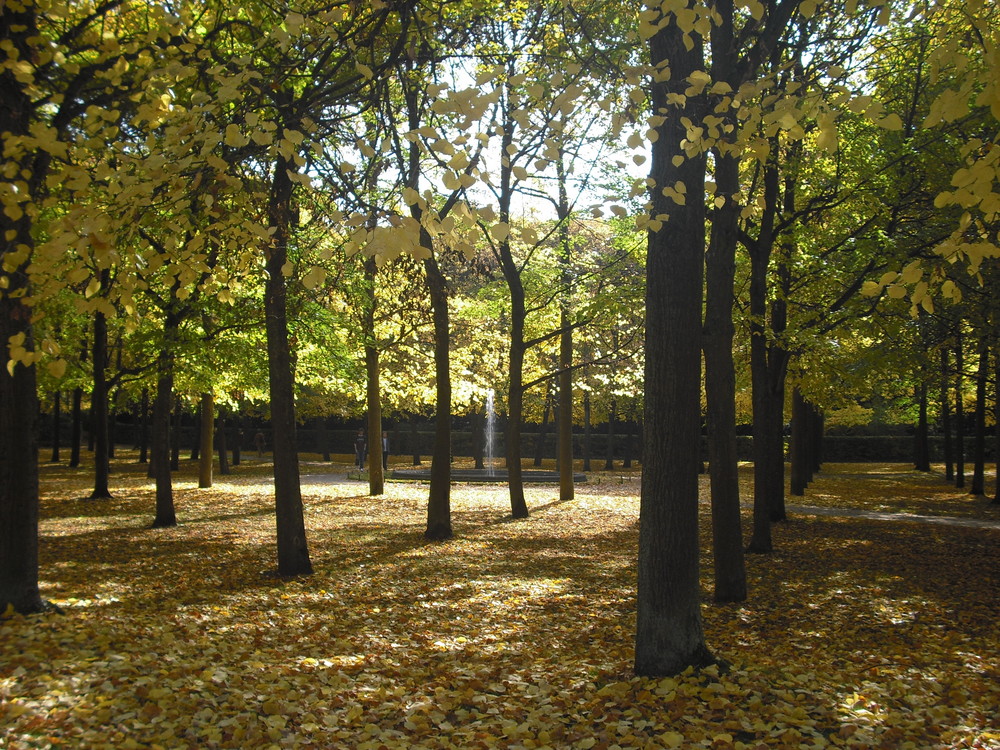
(90, 309, 112, 499)
(198, 392, 214, 489)
(704, 132, 746, 603)
(423, 254, 453, 540)
(265, 158, 312, 576)
(635, 19, 713, 677)
(971, 344, 987, 496)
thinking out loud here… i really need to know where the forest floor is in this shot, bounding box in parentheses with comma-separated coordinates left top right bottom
(3, 455, 999, 749)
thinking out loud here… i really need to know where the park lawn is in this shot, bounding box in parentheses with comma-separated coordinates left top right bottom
(2, 456, 999, 749)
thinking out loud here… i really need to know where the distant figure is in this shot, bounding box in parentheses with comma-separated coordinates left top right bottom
(254, 430, 265, 458)
(354, 428, 366, 470)
(382, 431, 390, 470)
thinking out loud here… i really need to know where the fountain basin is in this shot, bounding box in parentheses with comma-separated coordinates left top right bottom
(391, 468, 586, 483)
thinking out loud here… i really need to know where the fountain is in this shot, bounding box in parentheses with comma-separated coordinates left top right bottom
(390, 388, 585, 484)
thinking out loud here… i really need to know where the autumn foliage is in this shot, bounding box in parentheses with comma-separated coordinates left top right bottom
(2, 458, 999, 748)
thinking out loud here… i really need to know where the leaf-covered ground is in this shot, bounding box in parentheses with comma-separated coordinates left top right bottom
(3, 456, 1000, 749)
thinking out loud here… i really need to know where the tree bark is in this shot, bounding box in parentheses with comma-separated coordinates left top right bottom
(604, 399, 617, 471)
(790, 387, 808, 496)
(533, 386, 552, 468)
(364, 256, 384, 496)
(0, 1, 43, 613)
(955, 336, 965, 489)
(217, 410, 230, 475)
(198, 392, 214, 489)
(971, 343, 987, 496)
(703, 84, 747, 600)
(423, 253, 453, 540)
(583, 386, 592, 472)
(942, 347, 953, 481)
(265, 156, 312, 576)
(557, 155, 575, 501)
(635, 16, 713, 677)
(89, 307, 112, 499)
(151, 349, 176, 528)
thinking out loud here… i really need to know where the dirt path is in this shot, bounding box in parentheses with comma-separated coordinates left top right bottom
(784, 502, 1000, 530)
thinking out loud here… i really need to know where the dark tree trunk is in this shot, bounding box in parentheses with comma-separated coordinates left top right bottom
(704, 108, 746, 602)
(89, 308, 112, 499)
(994, 345, 1000, 504)
(583, 387, 592, 472)
(170, 400, 181, 471)
(790, 387, 808, 497)
(942, 347, 953, 481)
(190, 409, 200, 461)
(746, 157, 788, 553)
(0, 3, 43, 612)
(319, 416, 330, 462)
(364, 256, 384, 496)
(556, 154, 575, 500)
(914, 383, 930, 471)
(423, 254, 453, 540)
(955, 336, 965, 489)
(138, 387, 149, 464)
(971, 344, 987, 496)
(198, 393, 214, 488)
(265, 157, 312, 576)
(50, 391, 61, 463)
(635, 19, 713, 677)
(151, 350, 176, 528)
(69, 387, 83, 468)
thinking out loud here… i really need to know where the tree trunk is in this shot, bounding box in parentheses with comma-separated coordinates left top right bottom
(955, 336, 965, 489)
(364, 256, 384, 496)
(411, 418, 421, 465)
(746, 157, 787, 553)
(90, 308, 112, 499)
(198, 393, 214, 489)
(0, 4, 43, 610)
(151, 350, 176, 528)
(971, 343, 987, 496)
(942, 347, 953, 481)
(914, 382, 930, 471)
(423, 253, 453, 540)
(704, 122, 746, 602)
(790, 387, 808, 496)
(604, 399, 617, 471)
(993, 344, 1000, 504)
(623, 416, 634, 469)
(472, 406, 485, 470)
(265, 157, 312, 576)
(635, 19, 713, 677)
(557, 155, 575, 501)
(231, 414, 242, 467)
(583, 387, 592, 472)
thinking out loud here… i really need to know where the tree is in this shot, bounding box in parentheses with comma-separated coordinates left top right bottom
(634, 1, 714, 677)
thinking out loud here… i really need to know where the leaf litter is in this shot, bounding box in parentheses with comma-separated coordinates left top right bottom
(2, 457, 999, 749)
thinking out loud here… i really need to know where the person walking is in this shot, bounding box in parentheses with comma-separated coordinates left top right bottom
(354, 428, 366, 470)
